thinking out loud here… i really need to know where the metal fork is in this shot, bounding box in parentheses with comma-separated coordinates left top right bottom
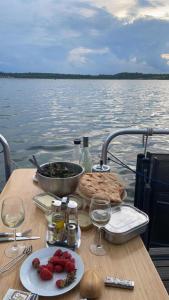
(0, 245, 32, 274)
(15, 229, 32, 237)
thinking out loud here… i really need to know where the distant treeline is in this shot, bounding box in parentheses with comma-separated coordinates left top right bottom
(1, 72, 169, 80)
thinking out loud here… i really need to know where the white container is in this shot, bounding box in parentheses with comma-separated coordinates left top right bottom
(103, 204, 149, 244)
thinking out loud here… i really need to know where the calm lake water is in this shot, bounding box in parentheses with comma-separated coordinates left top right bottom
(1, 78, 169, 198)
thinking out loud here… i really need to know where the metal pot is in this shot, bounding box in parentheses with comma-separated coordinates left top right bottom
(36, 161, 84, 197)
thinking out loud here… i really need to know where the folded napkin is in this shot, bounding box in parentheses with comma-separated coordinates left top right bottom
(3, 289, 39, 300)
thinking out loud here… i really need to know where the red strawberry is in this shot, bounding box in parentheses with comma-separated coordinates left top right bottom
(65, 261, 75, 273)
(62, 251, 71, 259)
(54, 264, 64, 273)
(70, 257, 75, 264)
(37, 264, 48, 273)
(39, 267, 53, 280)
(57, 258, 67, 267)
(48, 256, 60, 265)
(54, 249, 63, 257)
(56, 279, 65, 288)
(32, 258, 40, 269)
(45, 263, 54, 273)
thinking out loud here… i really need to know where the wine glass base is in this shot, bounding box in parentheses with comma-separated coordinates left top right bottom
(90, 243, 106, 256)
(4, 244, 25, 258)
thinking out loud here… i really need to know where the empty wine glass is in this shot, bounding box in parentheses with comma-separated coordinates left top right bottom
(1, 195, 25, 257)
(89, 196, 111, 255)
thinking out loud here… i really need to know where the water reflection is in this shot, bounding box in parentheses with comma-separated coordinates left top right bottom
(1, 79, 169, 197)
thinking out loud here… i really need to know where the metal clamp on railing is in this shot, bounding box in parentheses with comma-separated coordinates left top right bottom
(101, 128, 169, 164)
(0, 134, 12, 182)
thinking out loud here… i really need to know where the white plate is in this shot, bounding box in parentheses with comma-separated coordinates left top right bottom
(20, 247, 84, 297)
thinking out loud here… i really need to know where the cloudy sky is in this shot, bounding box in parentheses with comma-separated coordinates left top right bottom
(0, 0, 169, 74)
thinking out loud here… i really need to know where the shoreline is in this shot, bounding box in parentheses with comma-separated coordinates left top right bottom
(1, 72, 169, 80)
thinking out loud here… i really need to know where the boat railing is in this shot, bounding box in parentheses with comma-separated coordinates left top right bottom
(0, 134, 12, 182)
(2, 128, 169, 184)
(101, 128, 169, 164)
(101, 128, 169, 251)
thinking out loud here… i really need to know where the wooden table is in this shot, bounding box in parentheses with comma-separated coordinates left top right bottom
(0, 169, 168, 300)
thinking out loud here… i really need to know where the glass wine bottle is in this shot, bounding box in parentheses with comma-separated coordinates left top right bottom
(72, 138, 81, 164)
(80, 136, 92, 172)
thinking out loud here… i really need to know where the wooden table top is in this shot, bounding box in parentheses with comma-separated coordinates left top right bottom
(0, 168, 168, 300)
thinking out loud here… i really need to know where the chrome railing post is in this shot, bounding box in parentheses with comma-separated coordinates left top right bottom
(101, 128, 169, 164)
(0, 134, 12, 181)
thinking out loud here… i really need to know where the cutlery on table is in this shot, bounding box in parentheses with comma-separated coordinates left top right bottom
(0, 245, 32, 274)
(29, 155, 43, 173)
(0, 236, 40, 242)
(0, 229, 32, 237)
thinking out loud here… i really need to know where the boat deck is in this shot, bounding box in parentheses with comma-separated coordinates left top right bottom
(150, 247, 169, 293)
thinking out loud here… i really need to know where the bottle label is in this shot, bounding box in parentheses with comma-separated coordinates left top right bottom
(52, 214, 65, 241)
(55, 219, 64, 230)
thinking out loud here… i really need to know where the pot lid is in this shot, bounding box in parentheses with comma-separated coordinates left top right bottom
(103, 204, 149, 234)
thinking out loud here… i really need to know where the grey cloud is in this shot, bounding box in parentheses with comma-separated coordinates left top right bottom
(0, 0, 169, 73)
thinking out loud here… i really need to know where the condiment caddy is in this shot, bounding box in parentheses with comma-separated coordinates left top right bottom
(42, 196, 81, 249)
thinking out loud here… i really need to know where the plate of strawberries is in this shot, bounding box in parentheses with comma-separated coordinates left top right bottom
(20, 246, 84, 296)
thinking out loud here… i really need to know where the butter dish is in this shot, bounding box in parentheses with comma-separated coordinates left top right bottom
(33, 192, 60, 212)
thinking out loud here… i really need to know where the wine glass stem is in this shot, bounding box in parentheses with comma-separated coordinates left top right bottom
(96, 227, 102, 248)
(13, 228, 17, 249)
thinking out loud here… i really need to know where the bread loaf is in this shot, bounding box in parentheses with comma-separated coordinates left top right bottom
(76, 172, 125, 203)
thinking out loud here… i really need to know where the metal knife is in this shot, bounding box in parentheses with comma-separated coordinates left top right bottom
(0, 232, 17, 237)
(0, 229, 32, 237)
(0, 236, 40, 242)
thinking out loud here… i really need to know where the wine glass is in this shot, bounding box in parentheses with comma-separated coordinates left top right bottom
(1, 195, 25, 257)
(89, 196, 111, 256)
